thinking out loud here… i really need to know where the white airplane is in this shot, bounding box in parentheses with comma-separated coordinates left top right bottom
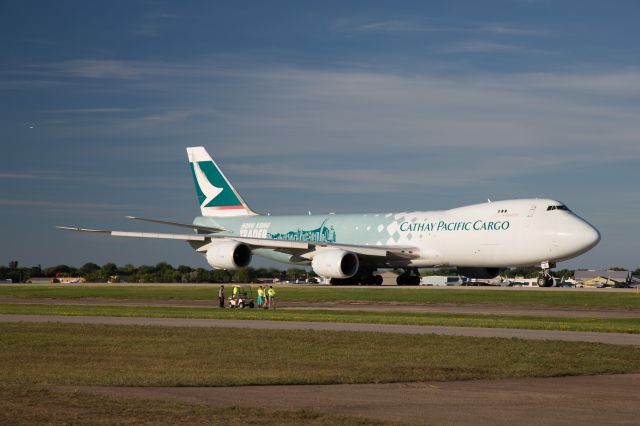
(59, 146, 600, 286)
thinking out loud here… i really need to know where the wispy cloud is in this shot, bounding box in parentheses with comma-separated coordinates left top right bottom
(44, 59, 205, 80)
(0, 172, 41, 180)
(442, 40, 552, 54)
(0, 172, 67, 181)
(48, 108, 133, 114)
(331, 18, 435, 34)
(480, 23, 547, 36)
(133, 11, 183, 37)
(0, 198, 131, 211)
(0, 79, 67, 90)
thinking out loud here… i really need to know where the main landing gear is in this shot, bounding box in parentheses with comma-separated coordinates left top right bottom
(330, 270, 383, 286)
(537, 261, 556, 287)
(396, 269, 421, 286)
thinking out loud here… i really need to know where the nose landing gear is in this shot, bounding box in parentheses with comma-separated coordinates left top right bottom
(537, 261, 556, 287)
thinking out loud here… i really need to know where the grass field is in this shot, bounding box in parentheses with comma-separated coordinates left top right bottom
(0, 386, 392, 426)
(2, 285, 640, 308)
(3, 320, 639, 425)
(3, 322, 640, 387)
(3, 303, 640, 334)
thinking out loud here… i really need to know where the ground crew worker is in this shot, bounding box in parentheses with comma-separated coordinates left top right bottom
(218, 285, 225, 308)
(232, 285, 239, 299)
(267, 286, 276, 309)
(257, 286, 264, 308)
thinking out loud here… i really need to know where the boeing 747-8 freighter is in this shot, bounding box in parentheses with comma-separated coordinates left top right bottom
(59, 146, 600, 286)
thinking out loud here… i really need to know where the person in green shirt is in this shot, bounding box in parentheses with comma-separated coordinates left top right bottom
(267, 286, 276, 309)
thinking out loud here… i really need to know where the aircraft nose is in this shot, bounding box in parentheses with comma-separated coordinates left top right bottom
(583, 223, 601, 250)
(553, 215, 600, 258)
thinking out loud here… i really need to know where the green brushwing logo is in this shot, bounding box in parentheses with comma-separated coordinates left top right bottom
(190, 161, 242, 208)
(267, 219, 337, 243)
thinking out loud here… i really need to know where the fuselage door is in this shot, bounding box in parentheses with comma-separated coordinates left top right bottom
(527, 204, 537, 218)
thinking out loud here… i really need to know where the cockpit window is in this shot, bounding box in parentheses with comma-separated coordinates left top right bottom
(547, 205, 569, 211)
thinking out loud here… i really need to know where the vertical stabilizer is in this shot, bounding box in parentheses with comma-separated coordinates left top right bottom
(186, 147, 257, 217)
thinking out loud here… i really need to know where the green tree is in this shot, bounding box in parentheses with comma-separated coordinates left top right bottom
(286, 268, 306, 282)
(101, 262, 118, 277)
(119, 264, 137, 276)
(79, 262, 100, 277)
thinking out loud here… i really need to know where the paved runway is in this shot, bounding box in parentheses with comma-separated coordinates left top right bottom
(2, 314, 639, 346)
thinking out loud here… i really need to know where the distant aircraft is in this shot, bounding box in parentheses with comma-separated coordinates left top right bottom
(59, 146, 600, 286)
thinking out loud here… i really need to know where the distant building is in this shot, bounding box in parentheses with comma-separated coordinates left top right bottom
(27, 277, 55, 284)
(27, 277, 86, 284)
(58, 277, 86, 284)
(574, 270, 631, 287)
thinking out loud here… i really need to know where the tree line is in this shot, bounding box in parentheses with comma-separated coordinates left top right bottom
(0, 261, 312, 284)
(2, 261, 638, 284)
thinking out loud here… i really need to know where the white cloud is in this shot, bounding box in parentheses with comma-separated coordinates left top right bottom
(331, 18, 431, 34)
(12, 58, 640, 189)
(480, 23, 547, 36)
(49, 108, 133, 114)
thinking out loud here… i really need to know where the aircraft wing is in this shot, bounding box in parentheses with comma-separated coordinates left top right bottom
(125, 216, 226, 233)
(56, 226, 209, 241)
(57, 226, 420, 261)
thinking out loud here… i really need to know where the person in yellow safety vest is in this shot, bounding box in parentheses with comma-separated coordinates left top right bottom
(267, 286, 276, 309)
(257, 286, 264, 308)
(232, 285, 239, 299)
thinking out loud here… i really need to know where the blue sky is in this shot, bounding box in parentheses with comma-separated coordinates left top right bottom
(1, 1, 639, 270)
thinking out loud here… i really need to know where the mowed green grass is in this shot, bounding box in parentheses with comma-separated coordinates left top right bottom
(2, 285, 640, 308)
(2, 322, 640, 387)
(3, 303, 640, 334)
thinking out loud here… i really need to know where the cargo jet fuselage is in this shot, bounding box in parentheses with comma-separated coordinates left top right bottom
(59, 146, 600, 286)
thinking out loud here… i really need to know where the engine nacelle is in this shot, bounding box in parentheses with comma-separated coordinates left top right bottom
(311, 249, 359, 279)
(457, 267, 502, 279)
(205, 241, 252, 270)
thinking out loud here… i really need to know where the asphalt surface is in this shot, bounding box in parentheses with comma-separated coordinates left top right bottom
(59, 374, 640, 425)
(2, 314, 640, 346)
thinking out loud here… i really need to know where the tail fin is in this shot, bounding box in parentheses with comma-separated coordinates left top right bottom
(186, 147, 257, 217)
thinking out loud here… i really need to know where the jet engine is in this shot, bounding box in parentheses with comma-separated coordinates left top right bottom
(457, 267, 502, 280)
(311, 249, 359, 279)
(205, 241, 252, 270)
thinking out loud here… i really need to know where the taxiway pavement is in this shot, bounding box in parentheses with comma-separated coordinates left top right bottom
(2, 314, 639, 346)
